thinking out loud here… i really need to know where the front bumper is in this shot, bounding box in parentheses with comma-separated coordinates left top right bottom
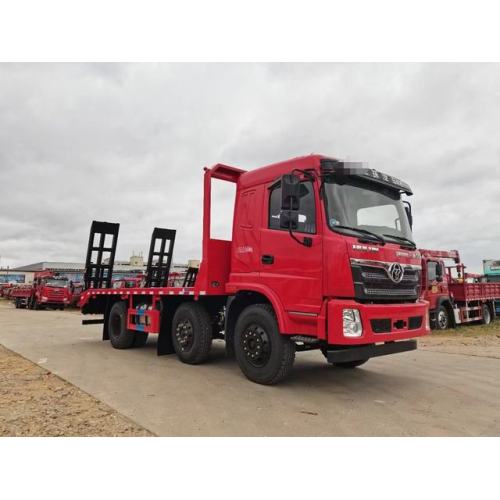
(327, 299, 429, 345)
(327, 340, 417, 363)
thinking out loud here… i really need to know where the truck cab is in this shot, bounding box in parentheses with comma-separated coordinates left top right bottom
(31, 273, 71, 309)
(226, 155, 429, 354)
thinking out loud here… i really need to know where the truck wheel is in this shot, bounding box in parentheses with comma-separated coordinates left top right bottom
(234, 304, 295, 385)
(435, 306, 450, 330)
(171, 302, 212, 364)
(108, 301, 135, 349)
(481, 304, 492, 325)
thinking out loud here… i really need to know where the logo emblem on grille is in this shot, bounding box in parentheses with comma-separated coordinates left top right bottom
(388, 263, 404, 283)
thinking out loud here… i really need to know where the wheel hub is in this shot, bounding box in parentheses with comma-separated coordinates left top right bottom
(176, 319, 194, 351)
(438, 310, 448, 329)
(241, 325, 271, 367)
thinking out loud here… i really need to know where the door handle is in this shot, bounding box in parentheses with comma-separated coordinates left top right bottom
(261, 255, 274, 265)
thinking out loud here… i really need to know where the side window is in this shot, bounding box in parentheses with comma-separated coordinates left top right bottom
(427, 262, 437, 282)
(268, 181, 316, 234)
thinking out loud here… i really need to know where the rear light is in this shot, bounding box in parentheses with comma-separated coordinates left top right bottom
(343, 309, 363, 337)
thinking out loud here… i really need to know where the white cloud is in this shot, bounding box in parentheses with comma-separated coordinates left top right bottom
(0, 63, 499, 272)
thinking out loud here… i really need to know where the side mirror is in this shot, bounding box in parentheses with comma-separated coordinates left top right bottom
(280, 174, 300, 211)
(436, 264, 444, 283)
(403, 201, 413, 228)
(279, 174, 301, 230)
(279, 210, 299, 230)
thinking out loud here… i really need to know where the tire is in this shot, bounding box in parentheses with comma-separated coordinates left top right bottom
(171, 302, 212, 364)
(481, 304, 492, 325)
(435, 305, 450, 330)
(108, 301, 135, 349)
(234, 304, 295, 385)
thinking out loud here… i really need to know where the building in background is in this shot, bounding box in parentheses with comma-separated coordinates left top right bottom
(5, 254, 192, 285)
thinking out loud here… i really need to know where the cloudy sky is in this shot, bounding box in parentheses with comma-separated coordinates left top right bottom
(0, 63, 499, 272)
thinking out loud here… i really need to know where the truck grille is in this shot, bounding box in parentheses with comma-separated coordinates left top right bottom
(47, 288, 65, 301)
(351, 259, 421, 303)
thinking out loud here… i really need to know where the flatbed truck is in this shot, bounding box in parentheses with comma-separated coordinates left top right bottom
(420, 249, 500, 329)
(80, 155, 429, 384)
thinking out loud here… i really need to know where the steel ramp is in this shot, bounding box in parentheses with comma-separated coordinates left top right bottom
(145, 227, 176, 287)
(83, 220, 120, 289)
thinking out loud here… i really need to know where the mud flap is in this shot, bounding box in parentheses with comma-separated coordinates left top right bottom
(156, 300, 175, 356)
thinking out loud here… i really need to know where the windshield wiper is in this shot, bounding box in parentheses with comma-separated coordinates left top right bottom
(333, 225, 386, 245)
(382, 234, 416, 249)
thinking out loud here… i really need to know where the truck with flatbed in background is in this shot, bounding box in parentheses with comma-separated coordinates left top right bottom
(420, 249, 500, 330)
(10, 271, 72, 310)
(79, 155, 429, 384)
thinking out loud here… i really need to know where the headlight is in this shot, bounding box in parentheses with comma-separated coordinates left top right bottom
(343, 309, 363, 337)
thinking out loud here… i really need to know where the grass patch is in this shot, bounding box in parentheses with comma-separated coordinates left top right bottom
(430, 320, 500, 338)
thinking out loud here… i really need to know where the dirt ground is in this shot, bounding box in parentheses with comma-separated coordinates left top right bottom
(418, 321, 500, 358)
(0, 344, 152, 436)
(1, 297, 499, 436)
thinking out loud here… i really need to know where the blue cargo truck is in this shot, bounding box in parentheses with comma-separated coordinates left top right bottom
(483, 260, 500, 314)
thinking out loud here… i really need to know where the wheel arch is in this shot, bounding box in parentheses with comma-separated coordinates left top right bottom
(225, 288, 285, 357)
(436, 297, 456, 328)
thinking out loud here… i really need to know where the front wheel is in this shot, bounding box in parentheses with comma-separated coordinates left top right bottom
(234, 304, 295, 385)
(435, 306, 450, 330)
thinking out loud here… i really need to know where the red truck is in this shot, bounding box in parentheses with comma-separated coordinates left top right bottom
(420, 249, 500, 329)
(80, 155, 429, 384)
(11, 271, 72, 310)
(69, 281, 84, 307)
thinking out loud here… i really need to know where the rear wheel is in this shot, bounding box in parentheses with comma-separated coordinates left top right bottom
(108, 301, 135, 349)
(435, 306, 450, 330)
(234, 304, 295, 385)
(481, 304, 492, 325)
(171, 302, 212, 364)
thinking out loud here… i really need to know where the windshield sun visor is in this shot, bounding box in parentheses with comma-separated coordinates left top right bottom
(320, 159, 413, 196)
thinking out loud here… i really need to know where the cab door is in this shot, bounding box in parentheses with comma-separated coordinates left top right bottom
(426, 260, 448, 309)
(258, 180, 323, 315)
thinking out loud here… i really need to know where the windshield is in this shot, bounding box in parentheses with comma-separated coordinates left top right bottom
(324, 177, 413, 242)
(45, 279, 68, 288)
